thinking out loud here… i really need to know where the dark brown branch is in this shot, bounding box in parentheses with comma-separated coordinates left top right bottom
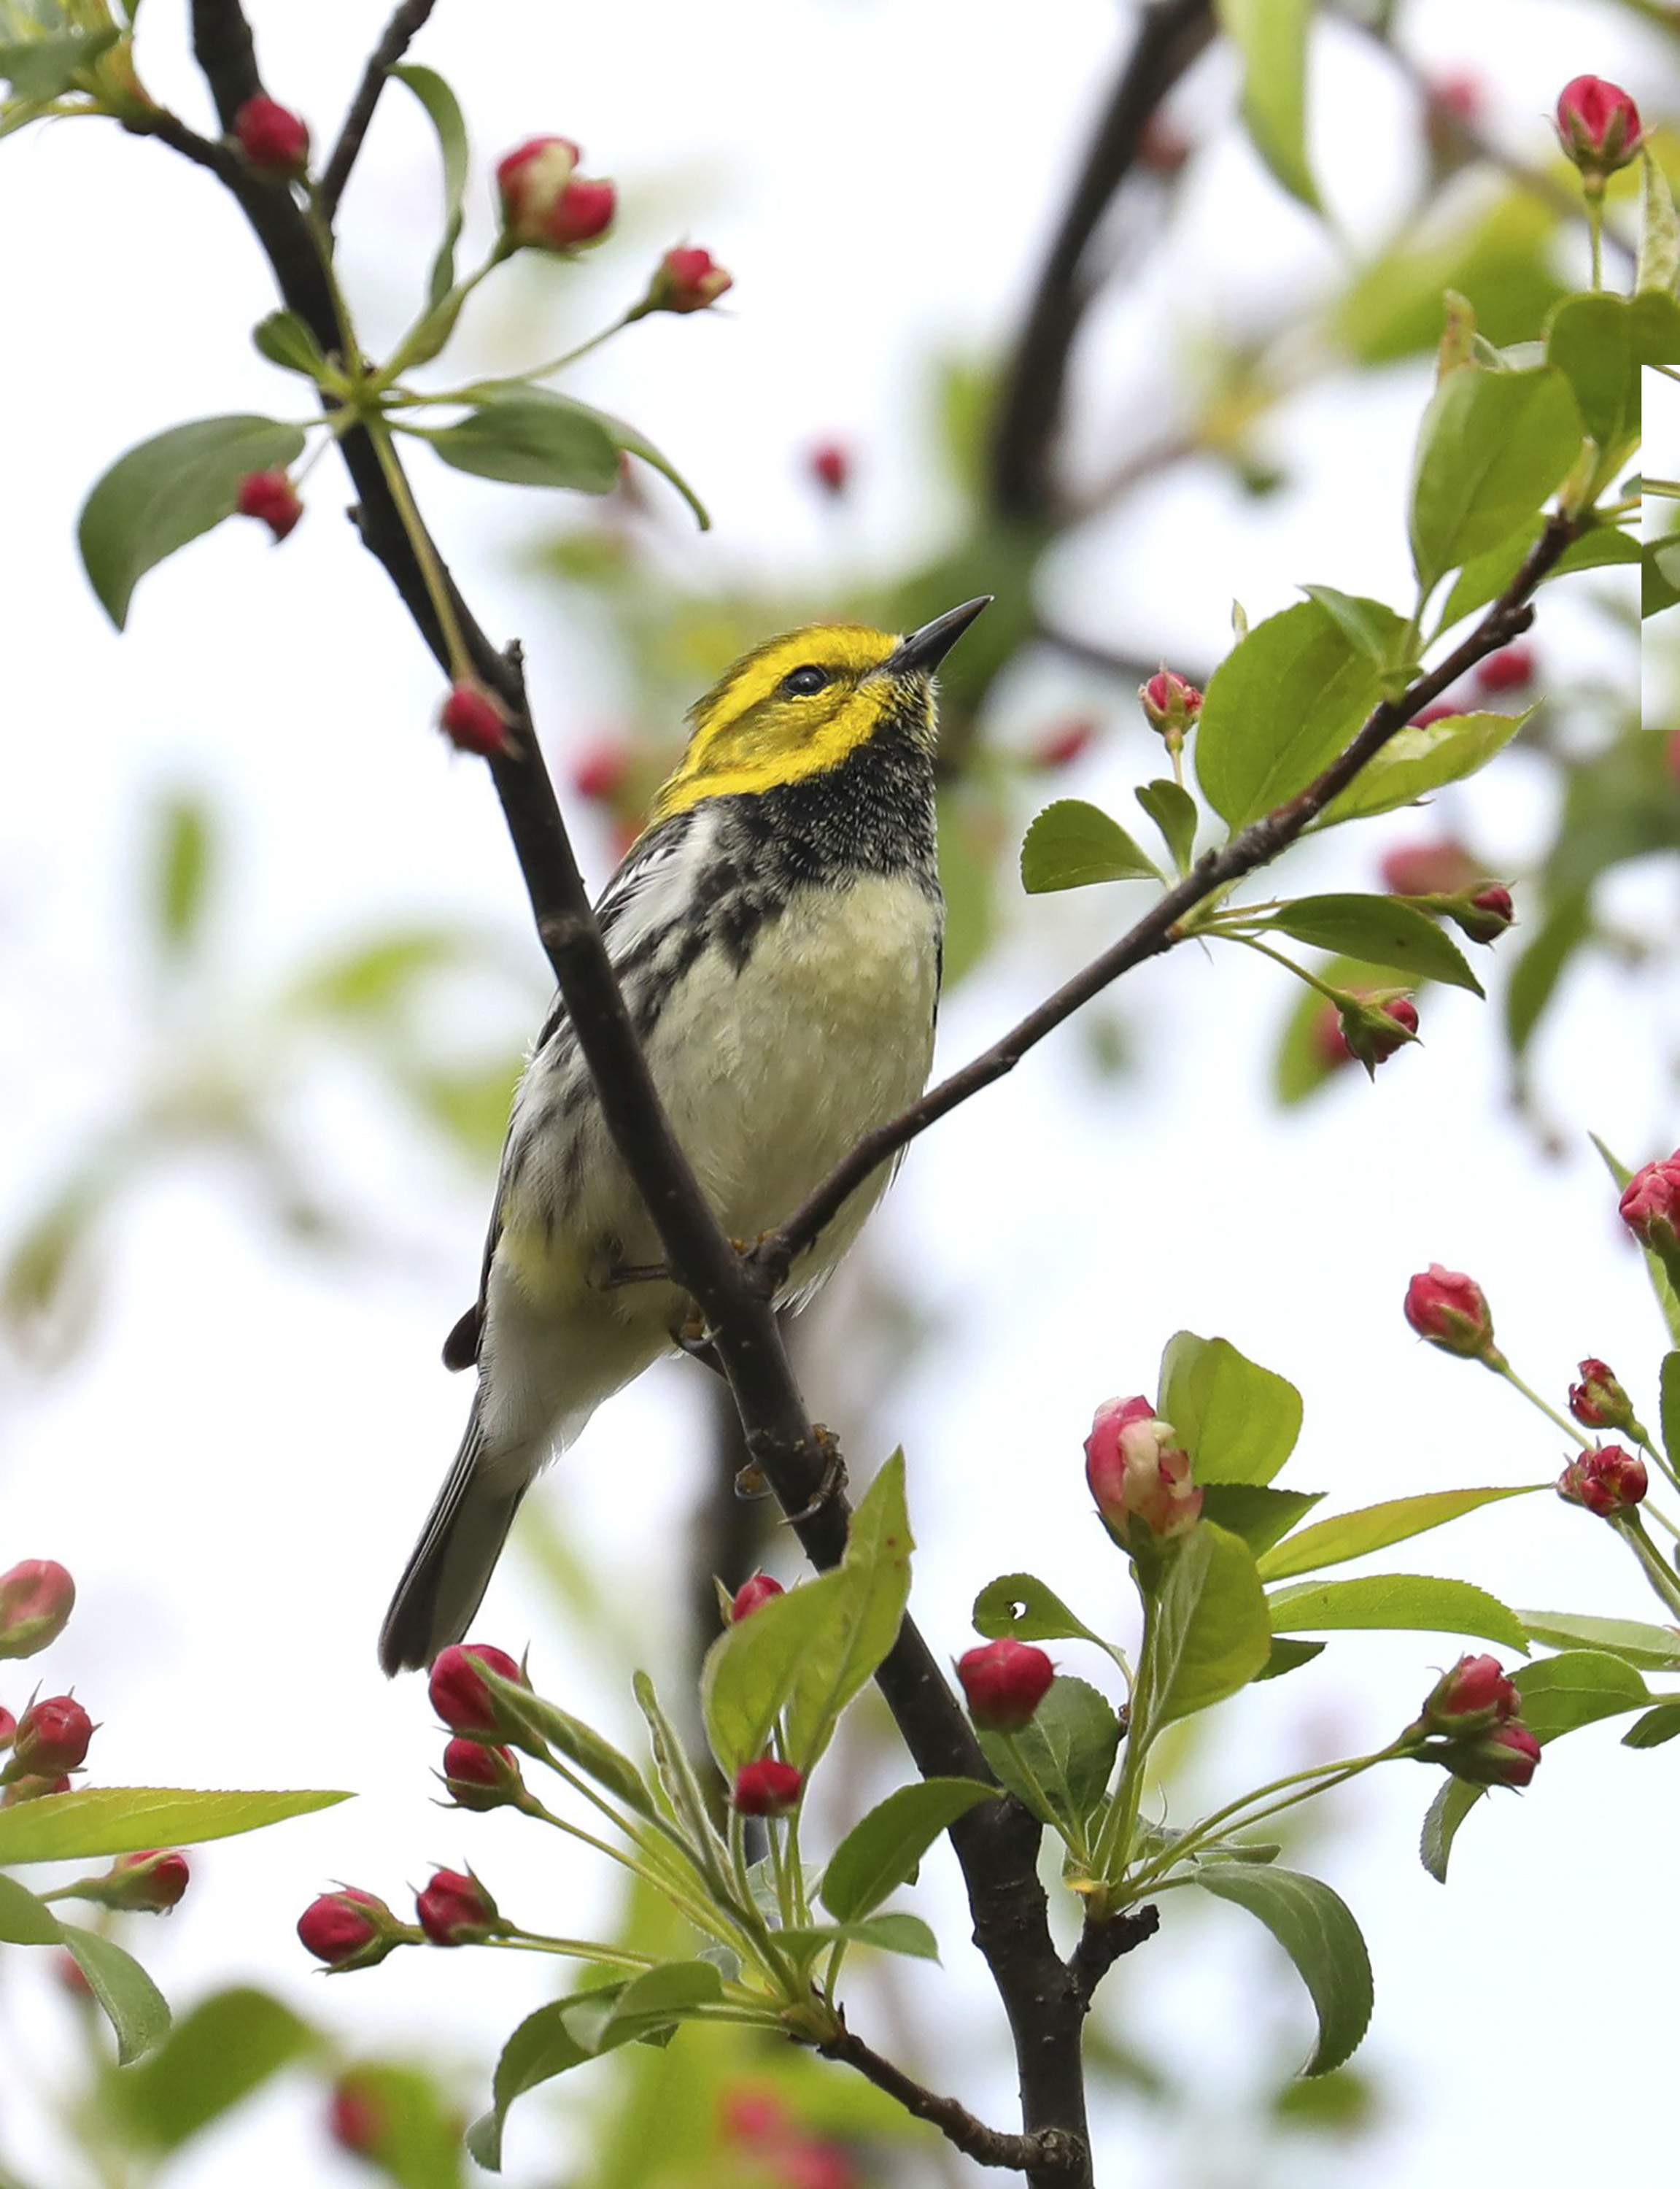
(317, 0, 439, 224)
(816, 2023, 1080, 2175)
(989, 0, 1215, 519)
(1068, 1904, 1160, 2011)
(760, 514, 1577, 1283)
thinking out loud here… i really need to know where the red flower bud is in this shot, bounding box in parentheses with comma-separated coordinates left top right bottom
(957, 1637, 1055, 1733)
(1620, 1152, 1680, 1256)
(570, 740, 632, 803)
(1085, 1395, 1202, 1550)
(298, 1887, 410, 1970)
(235, 469, 303, 541)
(648, 245, 733, 314)
(496, 137, 616, 251)
(441, 1737, 526, 1812)
(808, 441, 851, 496)
(728, 1574, 785, 1624)
(1422, 1653, 1519, 1736)
(0, 1560, 74, 1659)
(1555, 76, 1643, 179)
(1379, 841, 1479, 897)
(417, 1866, 501, 1945)
(329, 2076, 387, 2157)
(439, 682, 511, 758)
(1557, 1444, 1647, 1518)
(1334, 993, 1419, 1073)
(1403, 1265, 1498, 1360)
(1138, 670, 1203, 744)
(1568, 1358, 1636, 1434)
(67, 1848, 191, 1913)
(720, 2082, 788, 2143)
(1033, 719, 1098, 770)
(428, 1642, 526, 1735)
(1, 1774, 71, 1805)
(233, 95, 311, 177)
(1450, 883, 1514, 945)
(1474, 644, 1534, 695)
(1449, 1720, 1541, 1789)
(732, 1758, 803, 1817)
(11, 1695, 92, 1777)
(781, 2146, 856, 2189)
(0, 1707, 14, 1750)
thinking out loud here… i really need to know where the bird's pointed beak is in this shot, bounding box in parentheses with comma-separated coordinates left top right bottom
(884, 595, 992, 678)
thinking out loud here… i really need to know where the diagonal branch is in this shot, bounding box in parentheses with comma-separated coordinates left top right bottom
(317, 0, 439, 223)
(816, 2023, 1080, 2174)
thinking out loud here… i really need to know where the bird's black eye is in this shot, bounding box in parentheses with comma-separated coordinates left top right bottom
(781, 665, 829, 697)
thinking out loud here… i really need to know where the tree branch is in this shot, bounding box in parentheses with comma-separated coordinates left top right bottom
(759, 515, 1577, 1283)
(816, 2022, 1081, 2174)
(1068, 1904, 1160, 2011)
(317, 0, 438, 224)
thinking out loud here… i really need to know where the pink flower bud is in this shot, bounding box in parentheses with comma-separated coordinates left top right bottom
(0, 1561, 75, 1659)
(1379, 841, 1479, 897)
(1449, 1720, 1541, 1789)
(441, 1737, 526, 1812)
(732, 1758, 803, 1816)
(1138, 670, 1203, 744)
(0, 1707, 14, 1750)
(1, 1774, 70, 1805)
(329, 2077, 387, 2157)
(1568, 1358, 1636, 1434)
(1557, 1444, 1647, 1518)
(427, 1642, 527, 1735)
(1620, 1152, 1680, 1256)
(720, 2082, 789, 2143)
(1138, 115, 1191, 175)
(1422, 1653, 1519, 1736)
(1085, 1395, 1202, 1551)
(11, 1695, 92, 1777)
(1033, 719, 1098, 770)
(957, 1638, 1055, 1732)
(1427, 72, 1483, 128)
(235, 469, 302, 541)
(570, 740, 632, 803)
(233, 95, 311, 178)
(1335, 994, 1419, 1073)
(298, 1887, 409, 1970)
(1449, 884, 1514, 945)
(808, 441, 851, 496)
(1474, 644, 1534, 695)
(781, 2146, 855, 2189)
(417, 1866, 502, 1946)
(1555, 76, 1643, 179)
(495, 138, 616, 251)
(67, 1848, 191, 1913)
(648, 245, 733, 314)
(1403, 1265, 1498, 1360)
(439, 682, 511, 758)
(728, 1574, 785, 1624)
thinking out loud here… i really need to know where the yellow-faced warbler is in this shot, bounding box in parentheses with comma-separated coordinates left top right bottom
(379, 597, 991, 1672)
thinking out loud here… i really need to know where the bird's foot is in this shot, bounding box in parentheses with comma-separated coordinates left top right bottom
(781, 1425, 848, 1525)
(673, 1306, 726, 1380)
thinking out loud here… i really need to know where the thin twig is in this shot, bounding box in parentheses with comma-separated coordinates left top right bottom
(317, 0, 439, 224)
(759, 514, 1576, 1283)
(816, 2024, 1082, 2175)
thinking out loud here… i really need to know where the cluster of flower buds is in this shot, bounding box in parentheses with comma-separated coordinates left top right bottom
(1411, 1655, 1541, 1788)
(1557, 1444, 1648, 1518)
(1620, 1149, 1680, 1260)
(1555, 76, 1643, 186)
(1085, 1395, 1203, 1553)
(236, 470, 303, 542)
(439, 681, 512, 759)
(957, 1638, 1054, 1733)
(1319, 992, 1420, 1076)
(497, 136, 616, 252)
(0, 1561, 104, 1808)
(1567, 1358, 1642, 1438)
(1138, 670, 1202, 753)
(233, 95, 310, 179)
(1403, 1265, 1503, 1367)
(732, 1758, 803, 1817)
(429, 1642, 533, 1815)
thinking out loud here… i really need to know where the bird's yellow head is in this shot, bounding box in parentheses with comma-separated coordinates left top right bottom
(649, 597, 990, 825)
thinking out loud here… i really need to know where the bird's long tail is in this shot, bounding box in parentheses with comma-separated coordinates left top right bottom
(377, 1402, 529, 1675)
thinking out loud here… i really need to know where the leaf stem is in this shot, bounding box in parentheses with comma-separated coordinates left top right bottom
(1490, 1358, 1592, 1448)
(1612, 1512, 1680, 1621)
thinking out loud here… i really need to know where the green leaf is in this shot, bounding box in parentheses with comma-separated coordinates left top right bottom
(1192, 1865, 1372, 2076)
(783, 1454, 914, 1772)
(1418, 1776, 1479, 1885)
(1256, 1484, 1544, 1583)
(1435, 522, 1639, 633)
(1158, 1332, 1303, 1486)
(976, 1675, 1120, 1832)
(251, 310, 328, 379)
(1266, 1574, 1527, 1649)
(1135, 779, 1199, 870)
(1407, 363, 1582, 592)
(482, 1676, 653, 1816)
(1143, 1524, 1273, 1730)
(1317, 709, 1530, 826)
(587, 404, 711, 530)
(0, 26, 118, 98)
(1215, 0, 1320, 209)
(425, 395, 622, 492)
(284, 927, 476, 1020)
(471, 1993, 601, 2169)
(111, 1988, 320, 2151)
(972, 1572, 1116, 1657)
(0, 1785, 349, 1864)
(776, 1912, 940, 1964)
(1638, 148, 1680, 298)
(1254, 1636, 1326, 1682)
(1623, 1700, 1680, 1749)
(1504, 888, 1590, 1059)
(631, 1673, 729, 1891)
(1520, 1609, 1680, 1671)
(1299, 585, 1407, 666)
(581, 1960, 724, 2050)
(820, 1778, 996, 1922)
(701, 1575, 848, 1780)
(1544, 293, 1679, 455)
(58, 1923, 171, 2066)
(1195, 602, 1388, 828)
(1198, 1483, 1323, 1559)
(1250, 893, 1483, 995)
(0, 1874, 61, 1944)
(1020, 799, 1161, 892)
(79, 416, 309, 628)
(393, 64, 469, 311)
(149, 795, 214, 960)
(1662, 1353, 1679, 1467)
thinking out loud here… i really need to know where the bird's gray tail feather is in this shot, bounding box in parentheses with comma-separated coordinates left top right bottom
(378, 1406, 527, 1675)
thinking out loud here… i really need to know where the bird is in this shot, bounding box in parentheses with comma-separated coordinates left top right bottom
(378, 596, 991, 1673)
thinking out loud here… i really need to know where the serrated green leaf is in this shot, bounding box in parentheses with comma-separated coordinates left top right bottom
(1158, 1332, 1303, 1487)
(976, 1675, 1120, 1831)
(425, 395, 622, 492)
(585, 1960, 724, 2050)
(1215, 0, 1320, 210)
(700, 1573, 845, 1780)
(58, 1923, 171, 2065)
(1257, 1484, 1544, 1583)
(1520, 1609, 1680, 1670)
(0, 26, 118, 98)
(1316, 709, 1530, 825)
(0, 1873, 61, 1944)
(1408, 363, 1582, 592)
(79, 416, 308, 628)
(1623, 1699, 1680, 1748)
(1299, 585, 1406, 665)
(1196, 603, 1385, 828)
(972, 1572, 1114, 1656)
(1135, 778, 1199, 870)
(252, 310, 328, 379)
(393, 63, 468, 312)
(778, 1912, 940, 1964)
(472, 1993, 602, 2169)
(1254, 1636, 1326, 1682)
(1143, 1524, 1272, 1731)
(820, 1779, 994, 1923)
(1435, 522, 1640, 633)
(484, 1675, 653, 1815)
(111, 1988, 320, 2151)
(783, 1454, 914, 1772)
(1198, 1483, 1323, 1559)
(1638, 149, 1680, 298)
(1250, 893, 1483, 995)
(1020, 799, 1161, 892)
(1192, 1864, 1372, 2075)
(0, 1785, 349, 1864)
(1267, 1574, 1527, 1648)
(1418, 1775, 1479, 1884)
(1544, 292, 1679, 457)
